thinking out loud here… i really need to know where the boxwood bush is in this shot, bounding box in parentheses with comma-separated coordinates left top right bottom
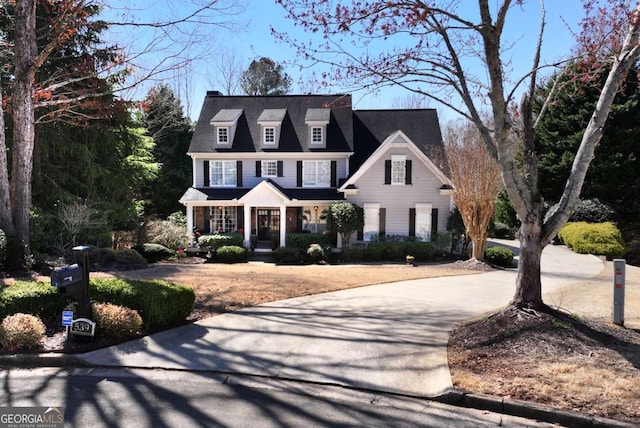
(90, 278, 195, 328)
(558, 222, 626, 260)
(364, 242, 386, 261)
(286, 233, 331, 249)
(484, 246, 514, 268)
(0, 313, 46, 351)
(198, 233, 244, 250)
(92, 303, 143, 340)
(404, 242, 436, 262)
(0, 281, 72, 321)
(215, 245, 248, 263)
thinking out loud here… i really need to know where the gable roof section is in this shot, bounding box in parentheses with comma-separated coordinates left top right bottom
(339, 130, 452, 191)
(189, 93, 354, 154)
(352, 109, 448, 174)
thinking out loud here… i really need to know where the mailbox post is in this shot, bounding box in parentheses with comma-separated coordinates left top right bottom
(73, 246, 92, 319)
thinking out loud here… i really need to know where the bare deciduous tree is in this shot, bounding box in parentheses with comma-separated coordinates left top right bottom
(276, 0, 640, 309)
(444, 119, 503, 260)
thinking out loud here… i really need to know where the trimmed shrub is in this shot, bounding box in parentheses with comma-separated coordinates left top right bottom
(0, 281, 71, 321)
(492, 222, 512, 239)
(198, 233, 244, 250)
(132, 243, 175, 263)
(306, 244, 326, 263)
(384, 242, 406, 261)
(404, 242, 436, 262)
(215, 245, 248, 263)
(114, 249, 148, 270)
(92, 303, 143, 340)
(274, 247, 304, 264)
(286, 232, 331, 249)
(89, 247, 118, 270)
(0, 313, 46, 351)
(485, 246, 514, 268)
(340, 245, 366, 262)
(558, 222, 626, 260)
(365, 242, 386, 261)
(90, 278, 194, 328)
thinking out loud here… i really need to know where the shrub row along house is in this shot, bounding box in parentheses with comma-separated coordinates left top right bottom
(179, 92, 453, 249)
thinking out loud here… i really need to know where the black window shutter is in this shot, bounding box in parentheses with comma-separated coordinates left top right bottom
(379, 208, 386, 237)
(297, 161, 303, 187)
(204, 161, 210, 187)
(431, 208, 439, 238)
(331, 161, 337, 187)
(237, 208, 244, 232)
(357, 228, 363, 241)
(277, 161, 284, 177)
(384, 160, 391, 184)
(256, 161, 262, 177)
(405, 160, 412, 185)
(236, 161, 243, 187)
(409, 208, 416, 237)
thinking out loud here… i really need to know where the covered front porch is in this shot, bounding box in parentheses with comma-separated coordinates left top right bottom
(181, 181, 336, 249)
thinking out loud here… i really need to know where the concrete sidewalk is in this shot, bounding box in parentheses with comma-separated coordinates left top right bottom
(79, 243, 606, 398)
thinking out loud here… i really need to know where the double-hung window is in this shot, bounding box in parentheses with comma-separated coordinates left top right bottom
(391, 155, 406, 185)
(303, 160, 331, 187)
(262, 160, 278, 177)
(211, 206, 237, 233)
(210, 161, 237, 186)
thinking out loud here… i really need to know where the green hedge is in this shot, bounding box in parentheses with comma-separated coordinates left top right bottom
(286, 233, 331, 249)
(0, 281, 72, 321)
(215, 245, 248, 263)
(90, 278, 195, 328)
(558, 222, 626, 260)
(484, 246, 514, 268)
(198, 233, 244, 250)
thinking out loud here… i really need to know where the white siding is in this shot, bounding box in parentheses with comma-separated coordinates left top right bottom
(345, 150, 451, 237)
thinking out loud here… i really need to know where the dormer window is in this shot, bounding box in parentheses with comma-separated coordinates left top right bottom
(217, 127, 229, 144)
(257, 109, 286, 148)
(211, 109, 242, 148)
(311, 126, 323, 144)
(305, 108, 330, 148)
(263, 127, 276, 145)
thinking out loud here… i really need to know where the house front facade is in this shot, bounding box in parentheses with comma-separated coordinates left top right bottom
(179, 92, 453, 249)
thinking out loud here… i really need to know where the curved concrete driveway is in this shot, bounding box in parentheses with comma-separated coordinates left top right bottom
(80, 243, 604, 398)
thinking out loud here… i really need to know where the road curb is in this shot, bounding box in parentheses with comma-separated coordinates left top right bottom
(438, 390, 636, 427)
(0, 352, 87, 368)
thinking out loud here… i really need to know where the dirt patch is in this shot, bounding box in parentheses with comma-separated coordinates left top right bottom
(449, 287, 640, 424)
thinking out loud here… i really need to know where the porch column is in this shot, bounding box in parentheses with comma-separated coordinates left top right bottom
(280, 205, 287, 247)
(186, 205, 194, 242)
(244, 205, 252, 248)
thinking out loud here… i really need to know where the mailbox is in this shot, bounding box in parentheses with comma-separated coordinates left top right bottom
(51, 264, 83, 295)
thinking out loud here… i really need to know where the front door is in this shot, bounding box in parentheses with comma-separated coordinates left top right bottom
(257, 209, 280, 244)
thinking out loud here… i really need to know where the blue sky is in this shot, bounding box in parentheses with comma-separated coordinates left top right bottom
(105, 0, 589, 122)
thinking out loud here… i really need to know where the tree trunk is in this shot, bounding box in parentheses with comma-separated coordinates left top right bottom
(0, 83, 14, 235)
(511, 221, 545, 309)
(10, 0, 36, 251)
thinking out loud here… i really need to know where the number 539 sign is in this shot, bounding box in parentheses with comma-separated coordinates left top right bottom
(70, 318, 96, 337)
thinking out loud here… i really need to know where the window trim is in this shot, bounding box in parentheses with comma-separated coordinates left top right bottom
(302, 160, 331, 188)
(310, 125, 324, 145)
(217, 126, 229, 145)
(261, 160, 278, 177)
(209, 160, 237, 187)
(263, 126, 276, 145)
(210, 206, 237, 234)
(391, 155, 406, 185)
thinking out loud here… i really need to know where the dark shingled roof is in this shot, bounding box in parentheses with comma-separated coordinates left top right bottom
(180, 185, 344, 202)
(189, 93, 354, 153)
(352, 109, 448, 174)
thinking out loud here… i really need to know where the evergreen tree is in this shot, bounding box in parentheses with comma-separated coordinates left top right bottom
(141, 84, 193, 218)
(240, 57, 292, 96)
(536, 65, 640, 227)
